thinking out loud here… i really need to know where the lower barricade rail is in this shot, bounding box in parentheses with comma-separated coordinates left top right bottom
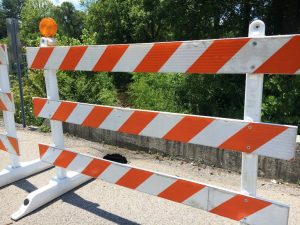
(38, 143, 289, 225)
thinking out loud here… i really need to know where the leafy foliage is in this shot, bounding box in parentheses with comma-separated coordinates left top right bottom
(52, 2, 84, 39)
(262, 76, 300, 128)
(128, 73, 186, 113)
(11, 70, 45, 126)
(57, 71, 118, 106)
(128, 73, 245, 118)
(0, 0, 24, 38)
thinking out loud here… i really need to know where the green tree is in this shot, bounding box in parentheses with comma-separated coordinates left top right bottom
(85, 0, 172, 44)
(53, 2, 84, 38)
(162, 0, 240, 40)
(128, 73, 186, 112)
(0, 0, 25, 38)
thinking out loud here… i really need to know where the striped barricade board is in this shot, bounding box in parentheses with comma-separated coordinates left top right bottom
(33, 97, 297, 160)
(0, 92, 15, 112)
(38, 143, 289, 225)
(0, 134, 20, 155)
(0, 44, 8, 65)
(26, 35, 300, 74)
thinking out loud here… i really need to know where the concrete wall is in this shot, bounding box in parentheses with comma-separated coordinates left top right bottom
(63, 123, 300, 184)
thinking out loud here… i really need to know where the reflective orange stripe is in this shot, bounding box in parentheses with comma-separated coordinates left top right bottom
(53, 150, 77, 168)
(255, 36, 300, 74)
(219, 123, 287, 153)
(210, 194, 271, 221)
(0, 99, 7, 111)
(163, 116, 214, 142)
(81, 106, 113, 128)
(33, 98, 47, 117)
(82, 159, 111, 178)
(118, 111, 158, 135)
(158, 179, 205, 203)
(39, 144, 49, 158)
(187, 38, 250, 73)
(8, 137, 19, 155)
(59, 46, 88, 70)
(0, 140, 6, 152)
(93, 45, 129, 71)
(7, 93, 12, 101)
(116, 168, 153, 189)
(134, 42, 182, 72)
(31, 47, 54, 69)
(51, 101, 77, 121)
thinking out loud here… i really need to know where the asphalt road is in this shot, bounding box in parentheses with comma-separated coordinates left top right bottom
(0, 127, 300, 225)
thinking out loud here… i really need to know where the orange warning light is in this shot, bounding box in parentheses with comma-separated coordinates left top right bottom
(39, 17, 58, 37)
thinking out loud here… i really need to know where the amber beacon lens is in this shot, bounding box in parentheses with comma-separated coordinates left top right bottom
(39, 17, 58, 37)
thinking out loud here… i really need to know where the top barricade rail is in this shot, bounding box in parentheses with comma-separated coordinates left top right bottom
(26, 35, 300, 74)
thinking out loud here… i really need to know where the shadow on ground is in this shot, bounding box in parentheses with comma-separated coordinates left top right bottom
(10, 179, 140, 225)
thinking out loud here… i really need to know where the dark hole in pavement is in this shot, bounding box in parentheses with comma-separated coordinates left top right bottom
(103, 154, 128, 164)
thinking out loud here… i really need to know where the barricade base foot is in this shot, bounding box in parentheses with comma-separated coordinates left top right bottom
(11, 171, 91, 220)
(0, 159, 52, 188)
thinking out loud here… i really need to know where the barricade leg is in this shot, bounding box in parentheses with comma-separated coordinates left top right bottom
(11, 171, 91, 220)
(0, 159, 52, 188)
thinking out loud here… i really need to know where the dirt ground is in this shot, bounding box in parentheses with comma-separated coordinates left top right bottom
(0, 126, 299, 225)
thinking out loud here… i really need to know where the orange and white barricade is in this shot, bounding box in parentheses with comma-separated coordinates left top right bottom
(0, 44, 51, 187)
(12, 20, 298, 225)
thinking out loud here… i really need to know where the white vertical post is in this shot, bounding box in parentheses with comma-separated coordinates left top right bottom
(41, 37, 66, 179)
(241, 20, 265, 197)
(0, 64, 20, 168)
(11, 36, 92, 220)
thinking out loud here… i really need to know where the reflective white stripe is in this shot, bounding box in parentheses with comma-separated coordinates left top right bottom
(113, 43, 154, 72)
(0, 45, 7, 65)
(67, 153, 93, 173)
(244, 204, 289, 225)
(99, 163, 131, 183)
(159, 40, 212, 72)
(99, 108, 133, 131)
(183, 187, 209, 210)
(296, 68, 300, 74)
(75, 46, 107, 71)
(44, 47, 70, 69)
(41, 147, 61, 164)
(219, 36, 291, 73)
(136, 173, 176, 195)
(189, 119, 245, 147)
(140, 113, 183, 138)
(253, 127, 297, 160)
(66, 104, 94, 124)
(38, 100, 61, 118)
(207, 187, 234, 211)
(26, 48, 39, 68)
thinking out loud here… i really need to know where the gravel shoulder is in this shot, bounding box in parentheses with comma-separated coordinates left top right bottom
(0, 126, 299, 225)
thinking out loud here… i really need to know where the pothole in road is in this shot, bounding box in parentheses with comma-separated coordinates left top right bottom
(103, 153, 128, 164)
